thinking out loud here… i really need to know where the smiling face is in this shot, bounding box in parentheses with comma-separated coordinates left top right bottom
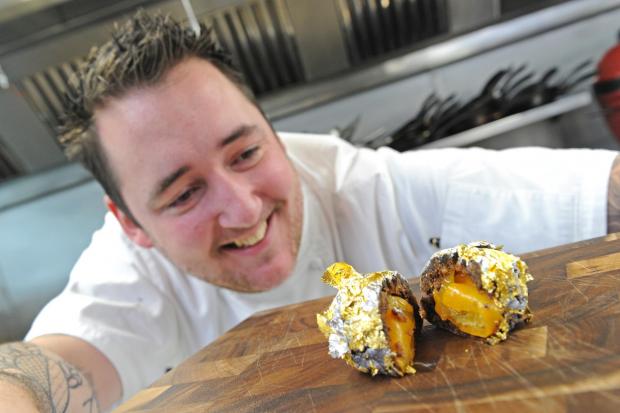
(95, 58, 303, 292)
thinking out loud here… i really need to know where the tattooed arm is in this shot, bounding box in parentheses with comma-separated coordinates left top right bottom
(608, 154, 620, 234)
(0, 336, 121, 412)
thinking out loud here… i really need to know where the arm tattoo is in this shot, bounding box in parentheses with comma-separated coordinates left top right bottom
(0, 342, 100, 413)
(608, 154, 620, 234)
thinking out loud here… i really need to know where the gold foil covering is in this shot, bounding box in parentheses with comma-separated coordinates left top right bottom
(317, 262, 416, 376)
(420, 241, 533, 344)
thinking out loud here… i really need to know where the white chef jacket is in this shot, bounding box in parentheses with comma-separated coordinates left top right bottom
(26, 132, 616, 402)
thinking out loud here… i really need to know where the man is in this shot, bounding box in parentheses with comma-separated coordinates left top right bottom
(1, 10, 619, 412)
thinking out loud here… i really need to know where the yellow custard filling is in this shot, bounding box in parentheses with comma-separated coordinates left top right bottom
(433, 271, 502, 338)
(384, 295, 415, 372)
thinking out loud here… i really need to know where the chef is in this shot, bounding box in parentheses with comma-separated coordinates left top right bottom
(1, 10, 618, 413)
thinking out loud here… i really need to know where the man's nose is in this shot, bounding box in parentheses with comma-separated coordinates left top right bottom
(214, 175, 261, 229)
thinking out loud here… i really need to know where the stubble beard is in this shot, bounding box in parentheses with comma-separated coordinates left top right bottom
(234, 170, 304, 292)
(225, 168, 304, 293)
(288, 171, 303, 263)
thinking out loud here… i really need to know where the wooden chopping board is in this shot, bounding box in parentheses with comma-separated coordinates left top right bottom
(116, 235, 620, 413)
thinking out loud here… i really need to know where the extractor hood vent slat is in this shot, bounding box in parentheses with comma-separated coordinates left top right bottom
(205, 0, 304, 96)
(336, 0, 449, 65)
(0, 136, 19, 182)
(17, 61, 83, 134)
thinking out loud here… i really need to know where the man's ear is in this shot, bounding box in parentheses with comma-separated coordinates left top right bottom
(104, 195, 153, 248)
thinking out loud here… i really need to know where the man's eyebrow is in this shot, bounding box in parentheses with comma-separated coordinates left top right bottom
(150, 165, 190, 203)
(148, 126, 256, 204)
(220, 124, 256, 147)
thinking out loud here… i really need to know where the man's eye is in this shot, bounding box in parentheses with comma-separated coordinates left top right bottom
(234, 146, 260, 165)
(168, 187, 199, 208)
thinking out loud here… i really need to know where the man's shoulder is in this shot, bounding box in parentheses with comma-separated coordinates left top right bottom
(75, 212, 183, 282)
(277, 131, 370, 170)
(278, 131, 352, 152)
(277, 131, 403, 199)
(277, 132, 362, 185)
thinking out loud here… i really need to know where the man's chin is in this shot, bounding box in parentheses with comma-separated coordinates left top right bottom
(201, 266, 292, 293)
(226, 252, 297, 292)
(240, 270, 291, 292)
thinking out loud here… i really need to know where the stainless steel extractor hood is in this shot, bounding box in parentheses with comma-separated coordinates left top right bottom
(0, 0, 617, 182)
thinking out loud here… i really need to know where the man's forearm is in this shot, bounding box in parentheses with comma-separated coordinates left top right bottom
(608, 154, 620, 234)
(0, 342, 99, 413)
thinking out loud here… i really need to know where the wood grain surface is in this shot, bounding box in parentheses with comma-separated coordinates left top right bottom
(116, 235, 620, 412)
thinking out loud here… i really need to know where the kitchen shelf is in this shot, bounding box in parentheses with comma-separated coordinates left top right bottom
(418, 91, 593, 149)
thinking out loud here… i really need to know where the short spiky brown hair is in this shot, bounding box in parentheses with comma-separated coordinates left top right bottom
(60, 9, 255, 224)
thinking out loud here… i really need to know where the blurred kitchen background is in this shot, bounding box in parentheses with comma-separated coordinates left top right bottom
(2, 0, 620, 342)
